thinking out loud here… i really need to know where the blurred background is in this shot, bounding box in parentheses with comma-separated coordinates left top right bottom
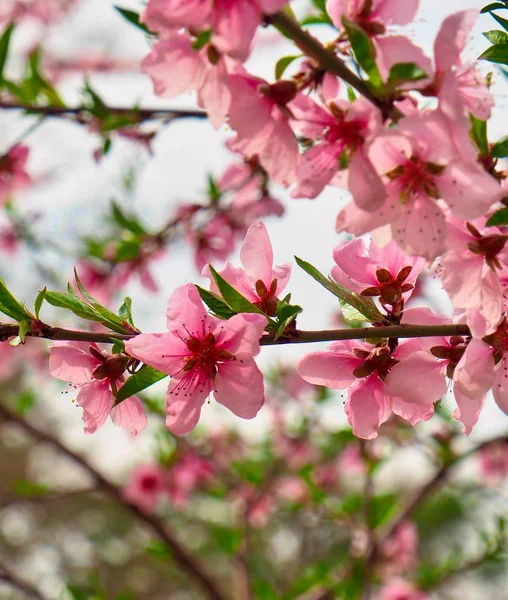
(1, 0, 508, 599)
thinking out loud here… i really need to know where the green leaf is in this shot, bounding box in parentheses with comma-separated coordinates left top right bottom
(300, 14, 332, 25)
(274, 302, 302, 340)
(114, 6, 153, 34)
(310, 0, 327, 11)
(74, 270, 135, 333)
(111, 201, 147, 235)
(207, 174, 221, 202)
(209, 525, 242, 555)
(369, 493, 399, 528)
(294, 256, 383, 322)
(146, 540, 171, 560)
(0, 23, 15, 82)
(275, 54, 301, 80)
(116, 365, 168, 402)
(45, 289, 103, 322)
(479, 42, 508, 64)
(491, 10, 508, 31)
(16, 390, 35, 415)
(195, 285, 236, 320)
(491, 134, 508, 157)
(18, 319, 30, 341)
(347, 86, 357, 102)
(118, 297, 134, 327)
(252, 581, 279, 600)
(469, 114, 489, 154)
(481, 2, 508, 13)
(387, 62, 428, 87)
(115, 238, 141, 262)
(339, 299, 366, 327)
(342, 16, 383, 90)
(0, 276, 31, 321)
(208, 265, 274, 323)
(486, 207, 508, 226)
(13, 479, 50, 498)
(34, 287, 46, 319)
(192, 29, 212, 50)
(484, 29, 508, 44)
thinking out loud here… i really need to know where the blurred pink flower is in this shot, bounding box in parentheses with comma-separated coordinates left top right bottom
(123, 464, 167, 512)
(0, 145, 31, 205)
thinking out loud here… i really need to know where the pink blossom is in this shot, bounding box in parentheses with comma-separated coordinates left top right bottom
(327, 0, 419, 33)
(276, 476, 308, 503)
(187, 214, 237, 272)
(0, 223, 19, 255)
(331, 238, 425, 314)
(142, 33, 232, 128)
(289, 95, 385, 209)
(336, 111, 503, 260)
(440, 215, 508, 338)
(141, 0, 287, 62)
(123, 464, 168, 512)
(227, 74, 299, 185)
(379, 522, 419, 574)
(49, 343, 147, 436)
(454, 323, 508, 417)
(434, 10, 494, 121)
(0, 145, 31, 205)
(0, 0, 78, 23)
(203, 221, 291, 316)
(125, 284, 268, 434)
(478, 441, 508, 485)
(298, 310, 436, 439)
(167, 452, 215, 508)
(378, 579, 429, 600)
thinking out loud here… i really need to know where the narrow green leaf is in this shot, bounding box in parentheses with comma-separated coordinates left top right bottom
(195, 285, 236, 319)
(469, 114, 489, 154)
(486, 207, 508, 226)
(275, 55, 301, 80)
(300, 14, 332, 25)
(114, 6, 153, 34)
(479, 42, 508, 64)
(116, 365, 168, 402)
(491, 11, 508, 31)
(13, 479, 50, 497)
(491, 134, 508, 157)
(387, 62, 428, 87)
(310, 0, 327, 11)
(342, 16, 383, 90)
(34, 287, 46, 319)
(18, 319, 30, 341)
(347, 86, 357, 102)
(16, 390, 35, 415)
(0, 23, 15, 82)
(481, 2, 508, 13)
(208, 265, 274, 323)
(118, 297, 135, 327)
(45, 290, 103, 322)
(115, 239, 141, 262)
(74, 270, 134, 333)
(483, 29, 508, 44)
(369, 493, 399, 529)
(0, 276, 31, 321)
(339, 299, 366, 327)
(294, 256, 383, 322)
(274, 302, 302, 340)
(207, 174, 221, 202)
(111, 201, 147, 235)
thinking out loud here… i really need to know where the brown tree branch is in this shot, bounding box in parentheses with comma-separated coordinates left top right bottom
(269, 12, 401, 119)
(0, 322, 472, 346)
(0, 403, 230, 600)
(0, 102, 207, 124)
(0, 559, 47, 600)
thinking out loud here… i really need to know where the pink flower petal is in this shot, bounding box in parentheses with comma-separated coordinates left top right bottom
(77, 380, 114, 435)
(452, 386, 484, 434)
(291, 143, 340, 199)
(297, 351, 360, 388)
(434, 9, 478, 73)
(165, 389, 206, 434)
(348, 149, 387, 212)
(217, 313, 267, 356)
(454, 339, 496, 399)
(166, 284, 209, 332)
(240, 221, 273, 285)
(493, 355, 508, 413)
(385, 352, 447, 405)
(214, 354, 265, 418)
(126, 332, 187, 375)
(110, 396, 148, 436)
(141, 0, 212, 31)
(49, 343, 95, 385)
(374, 0, 419, 25)
(345, 376, 391, 439)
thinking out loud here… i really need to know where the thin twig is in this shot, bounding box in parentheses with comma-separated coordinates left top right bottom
(0, 559, 47, 600)
(269, 12, 401, 120)
(0, 322, 472, 346)
(0, 404, 230, 600)
(0, 102, 207, 123)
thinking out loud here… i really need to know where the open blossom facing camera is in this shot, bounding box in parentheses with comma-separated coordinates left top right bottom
(49, 343, 147, 436)
(125, 284, 268, 434)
